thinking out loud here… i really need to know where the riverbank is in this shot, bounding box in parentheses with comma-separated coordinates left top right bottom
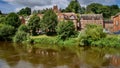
(30, 34, 120, 48)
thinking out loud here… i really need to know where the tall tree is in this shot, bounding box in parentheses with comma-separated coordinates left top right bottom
(28, 14, 40, 35)
(18, 7, 31, 16)
(110, 5, 120, 16)
(65, 0, 82, 13)
(0, 10, 2, 15)
(56, 21, 75, 40)
(5, 12, 21, 29)
(86, 3, 103, 14)
(41, 9, 58, 32)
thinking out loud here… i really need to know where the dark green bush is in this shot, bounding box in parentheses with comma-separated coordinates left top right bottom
(0, 25, 15, 41)
(56, 21, 76, 40)
(13, 31, 30, 43)
(18, 24, 29, 32)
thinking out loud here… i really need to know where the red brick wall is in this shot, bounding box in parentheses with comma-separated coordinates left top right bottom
(80, 19, 103, 29)
(113, 15, 120, 32)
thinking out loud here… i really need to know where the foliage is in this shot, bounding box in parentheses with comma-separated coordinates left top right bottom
(18, 7, 31, 16)
(87, 3, 103, 14)
(0, 25, 15, 41)
(86, 3, 120, 18)
(65, 0, 82, 13)
(18, 24, 29, 32)
(0, 15, 5, 23)
(5, 12, 21, 28)
(13, 31, 30, 43)
(56, 21, 76, 40)
(78, 24, 106, 46)
(91, 36, 120, 47)
(0, 10, 2, 15)
(41, 9, 58, 33)
(28, 14, 40, 35)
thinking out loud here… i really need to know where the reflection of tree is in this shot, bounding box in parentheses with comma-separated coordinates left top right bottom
(0, 42, 20, 67)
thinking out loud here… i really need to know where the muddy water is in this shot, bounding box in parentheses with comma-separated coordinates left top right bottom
(0, 42, 120, 68)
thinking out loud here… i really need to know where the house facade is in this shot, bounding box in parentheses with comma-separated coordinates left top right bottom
(113, 13, 120, 32)
(80, 14, 104, 29)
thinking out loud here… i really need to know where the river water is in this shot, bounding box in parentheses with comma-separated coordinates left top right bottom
(0, 42, 120, 68)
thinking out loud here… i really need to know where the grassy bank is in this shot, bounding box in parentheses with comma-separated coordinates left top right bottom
(31, 34, 120, 48)
(31, 35, 79, 46)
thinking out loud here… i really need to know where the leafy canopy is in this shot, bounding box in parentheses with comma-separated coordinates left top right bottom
(41, 9, 58, 32)
(28, 14, 40, 35)
(18, 7, 31, 16)
(65, 0, 82, 13)
(5, 12, 21, 28)
(56, 21, 75, 40)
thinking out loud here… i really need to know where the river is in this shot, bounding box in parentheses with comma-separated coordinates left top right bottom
(0, 42, 120, 68)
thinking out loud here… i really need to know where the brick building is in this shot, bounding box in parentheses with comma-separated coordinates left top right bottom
(103, 20, 113, 32)
(113, 13, 120, 32)
(80, 14, 104, 29)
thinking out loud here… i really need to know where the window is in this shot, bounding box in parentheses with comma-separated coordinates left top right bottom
(116, 21, 119, 26)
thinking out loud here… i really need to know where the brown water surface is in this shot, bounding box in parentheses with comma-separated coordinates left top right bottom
(0, 42, 120, 68)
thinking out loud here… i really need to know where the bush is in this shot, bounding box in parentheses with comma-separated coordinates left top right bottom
(0, 25, 15, 41)
(13, 31, 30, 43)
(18, 24, 29, 32)
(78, 24, 106, 46)
(56, 21, 76, 40)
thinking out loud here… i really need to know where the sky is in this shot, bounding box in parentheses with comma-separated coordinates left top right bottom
(0, 0, 120, 13)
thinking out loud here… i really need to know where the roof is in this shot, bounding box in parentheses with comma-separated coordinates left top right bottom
(113, 12, 120, 18)
(80, 14, 103, 20)
(58, 13, 77, 20)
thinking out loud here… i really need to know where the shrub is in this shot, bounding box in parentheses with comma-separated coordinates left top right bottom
(13, 31, 30, 43)
(78, 24, 106, 46)
(0, 25, 15, 41)
(56, 21, 76, 40)
(18, 24, 29, 32)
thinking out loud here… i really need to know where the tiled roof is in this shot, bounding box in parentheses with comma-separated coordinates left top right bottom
(80, 14, 103, 20)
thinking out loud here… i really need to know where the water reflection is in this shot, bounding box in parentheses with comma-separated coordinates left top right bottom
(0, 42, 120, 68)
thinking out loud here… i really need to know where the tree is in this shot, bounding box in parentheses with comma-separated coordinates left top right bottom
(13, 31, 30, 43)
(5, 13, 21, 29)
(18, 24, 29, 32)
(18, 7, 31, 16)
(110, 5, 120, 16)
(65, 0, 82, 13)
(28, 14, 40, 35)
(56, 21, 75, 40)
(86, 3, 103, 14)
(0, 15, 5, 24)
(0, 10, 2, 15)
(41, 9, 58, 33)
(0, 25, 15, 41)
(78, 24, 106, 46)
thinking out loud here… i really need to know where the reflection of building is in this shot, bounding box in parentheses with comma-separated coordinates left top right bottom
(113, 13, 120, 32)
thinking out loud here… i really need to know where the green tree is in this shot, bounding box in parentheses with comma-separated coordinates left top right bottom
(18, 24, 29, 32)
(18, 7, 31, 16)
(5, 13, 21, 29)
(28, 14, 40, 35)
(0, 10, 2, 15)
(13, 31, 30, 43)
(86, 3, 103, 14)
(65, 0, 82, 13)
(0, 15, 5, 23)
(110, 5, 120, 16)
(78, 24, 106, 46)
(41, 9, 58, 33)
(0, 25, 15, 41)
(56, 21, 75, 40)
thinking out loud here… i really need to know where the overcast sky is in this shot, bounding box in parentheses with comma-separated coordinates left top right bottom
(0, 0, 120, 13)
